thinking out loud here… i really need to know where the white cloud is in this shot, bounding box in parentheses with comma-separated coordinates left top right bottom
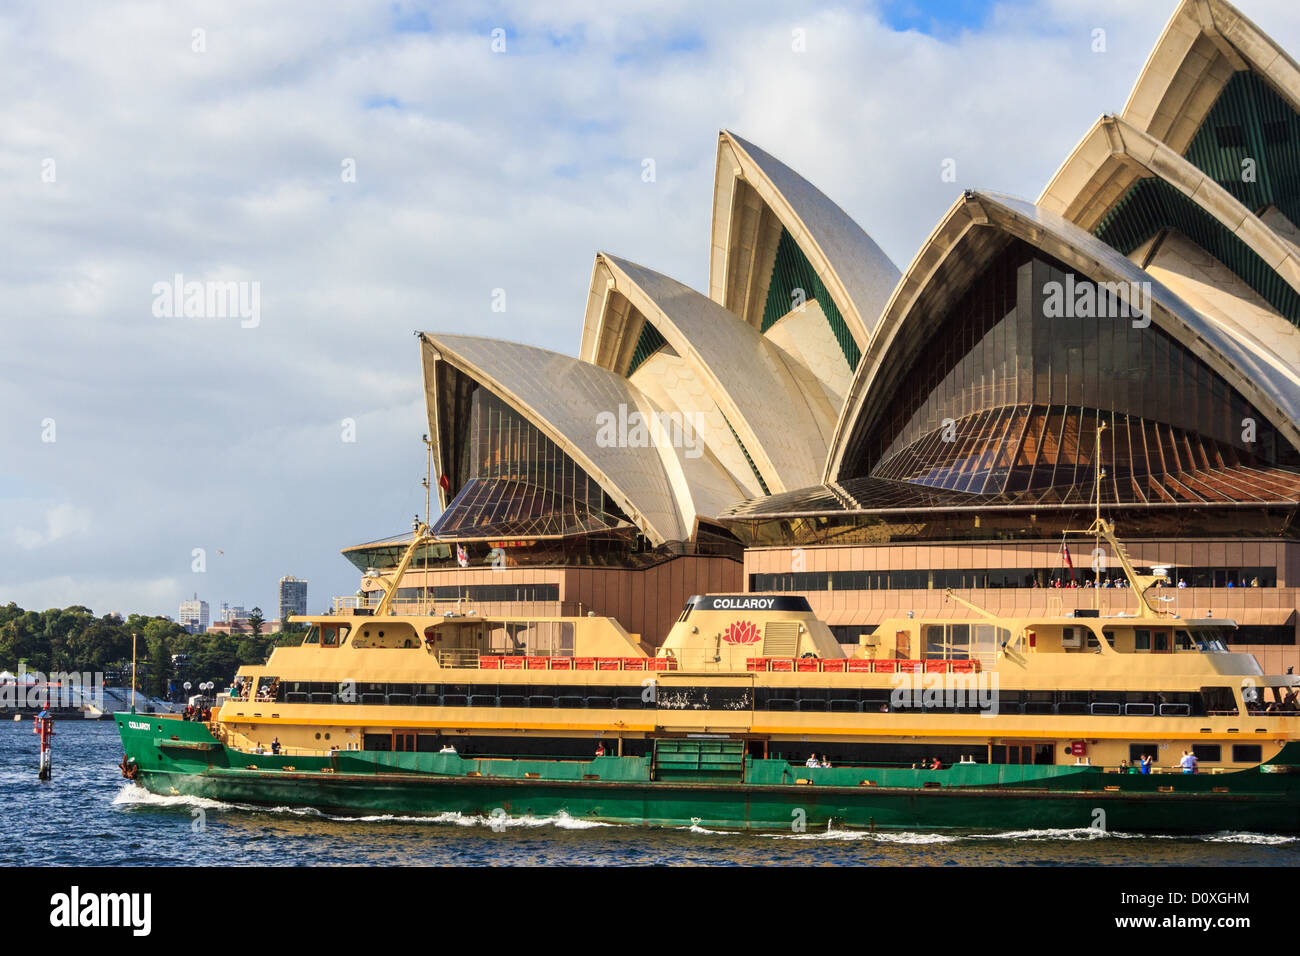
(6, 502, 92, 550)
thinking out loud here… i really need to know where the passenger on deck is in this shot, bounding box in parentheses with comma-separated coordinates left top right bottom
(439, 743, 457, 754)
(805, 754, 819, 768)
(1118, 759, 1129, 772)
(594, 742, 606, 757)
(1179, 750, 1196, 773)
(1140, 754, 1152, 774)
(819, 755, 831, 768)
(271, 738, 281, 755)
(929, 757, 941, 770)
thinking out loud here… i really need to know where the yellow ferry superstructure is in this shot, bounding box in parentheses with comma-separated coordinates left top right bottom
(214, 519, 1300, 773)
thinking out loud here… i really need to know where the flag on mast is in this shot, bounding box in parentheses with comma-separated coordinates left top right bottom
(1060, 540, 1075, 582)
(456, 544, 468, 568)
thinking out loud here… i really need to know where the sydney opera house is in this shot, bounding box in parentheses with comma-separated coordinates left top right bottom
(348, 0, 1300, 671)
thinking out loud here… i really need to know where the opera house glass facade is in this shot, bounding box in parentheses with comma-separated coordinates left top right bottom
(840, 240, 1299, 507)
(344, 0, 1300, 667)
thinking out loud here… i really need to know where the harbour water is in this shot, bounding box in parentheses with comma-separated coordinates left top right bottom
(4, 719, 1299, 866)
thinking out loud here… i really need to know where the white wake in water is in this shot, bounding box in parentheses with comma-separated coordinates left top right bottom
(1201, 831, 1299, 844)
(111, 784, 615, 830)
(763, 829, 959, 844)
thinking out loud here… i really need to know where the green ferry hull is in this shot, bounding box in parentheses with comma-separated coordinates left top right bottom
(116, 714, 1300, 834)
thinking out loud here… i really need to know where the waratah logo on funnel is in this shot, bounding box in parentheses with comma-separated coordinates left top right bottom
(722, 621, 761, 645)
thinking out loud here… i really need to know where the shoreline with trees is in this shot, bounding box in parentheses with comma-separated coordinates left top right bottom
(0, 602, 303, 699)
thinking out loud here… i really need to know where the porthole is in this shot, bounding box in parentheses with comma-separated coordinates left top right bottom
(315, 732, 321, 740)
(378, 631, 385, 638)
(325, 733, 331, 740)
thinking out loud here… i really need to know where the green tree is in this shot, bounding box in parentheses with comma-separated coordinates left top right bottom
(248, 607, 264, 640)
(145, 631, 173, 699)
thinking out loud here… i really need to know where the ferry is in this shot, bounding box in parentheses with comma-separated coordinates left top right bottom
(115, 518, 1300, 833)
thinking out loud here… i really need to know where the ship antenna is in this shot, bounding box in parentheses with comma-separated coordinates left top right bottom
(422, 433, 433, 612)
(1094, 421, 1106, 611)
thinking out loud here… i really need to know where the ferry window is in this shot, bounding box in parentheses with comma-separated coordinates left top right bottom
(558, 623, 575, 657)
(657, 685, 752, 712)
(1025, 691, 1054, 715)
(997, 691, 1024, 715)
(1152, 631, 1170, 653)
(617, 687, 652, 710)
(923, 625, 945, 659)
(797, 689, 829, 713)
(1232, 744, 1263, 763)
(526, 686, 555, 708)
(468, 686, 499, 707)
(1129, 744, 1159, 763)
(302, 626, 320, 645)
(982, 626, 1009, 657)
(1200, 686, 1237, 715)
(1193, 629, 1228, 652)
(1134, 629, 1150, 652)
(1058, 691, 1089, 715)
(949, 624, 970, 659)
(859, 688, 891, 712)
(677, 603, 692, 623)
(1085, 630, 1101, 650)
(320, 624, 349, 647)
(1192, 744, 1221, 763)
(1174, 630, 1195, 651)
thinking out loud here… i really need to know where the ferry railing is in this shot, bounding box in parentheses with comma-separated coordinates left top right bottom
(435, 653, 678, 671)
(744, 657, 984, 674)
(437, 648, 481, 669)
(332, 596, 588, 618)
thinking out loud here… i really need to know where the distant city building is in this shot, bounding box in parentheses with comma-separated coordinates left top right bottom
(219, 602, 248, 624)
(278, 576, 307, 622)
(178, 595, 209, 634)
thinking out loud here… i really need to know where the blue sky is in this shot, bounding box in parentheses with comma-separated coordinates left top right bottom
(2, 0, 1299, 620)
